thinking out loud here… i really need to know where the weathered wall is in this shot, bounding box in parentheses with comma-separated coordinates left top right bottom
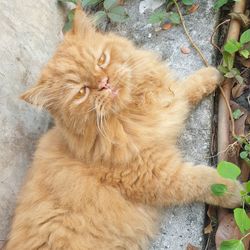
(0, 1, 64, 247)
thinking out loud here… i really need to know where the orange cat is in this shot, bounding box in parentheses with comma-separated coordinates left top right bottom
(5, 6, 242, 250)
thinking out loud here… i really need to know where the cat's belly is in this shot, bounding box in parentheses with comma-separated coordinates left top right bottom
(6, 163, 159, 250)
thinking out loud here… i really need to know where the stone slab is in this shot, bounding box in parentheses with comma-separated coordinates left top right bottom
(0, 1, 64, 247)
(109, 0, 217, 249)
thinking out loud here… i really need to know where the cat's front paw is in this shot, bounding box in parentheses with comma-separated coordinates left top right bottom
(203, 66, 224, 88)
(216, 180, 243, 209)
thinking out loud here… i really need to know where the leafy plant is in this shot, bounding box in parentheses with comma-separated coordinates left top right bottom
(220, 239, 245, 250)
(232, 109, 244, 120)
(218, 29, 250, 84)
(234, 208, 250, 234)
(95, 0, 128, 23)
(211, 183, 228, 196)
(213, 0, 237, 11)
(217, 161, 241, 179)
(182, 0, 195, 6)
(58, 0, 128, 32)
(148, 0, 198, 28)
(211, 161, 250, 249)
(239, 142, 250, 164)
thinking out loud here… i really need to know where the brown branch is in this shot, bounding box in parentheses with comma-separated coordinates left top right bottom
(219, 85, 236, 138)
(210, 19, 231, 54)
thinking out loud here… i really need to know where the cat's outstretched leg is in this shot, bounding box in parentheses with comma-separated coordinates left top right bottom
(158, 162, 242, 208)
(118, 151, 242, 209)
(180, 67, 223, 106)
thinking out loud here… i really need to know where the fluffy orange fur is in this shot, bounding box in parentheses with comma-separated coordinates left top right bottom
(5, 6, 242, 250)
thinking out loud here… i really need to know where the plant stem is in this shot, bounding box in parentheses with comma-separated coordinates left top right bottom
(172, 0, 236, 140)
(217, 0, 246, 162)
(219, 84, 236, 138)
(241, 231, 250, 241)
(210, 19, 231, 54)
(172, 0, 209, 67)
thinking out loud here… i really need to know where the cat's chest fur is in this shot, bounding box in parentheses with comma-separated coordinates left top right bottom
(18, 127, 160, 249)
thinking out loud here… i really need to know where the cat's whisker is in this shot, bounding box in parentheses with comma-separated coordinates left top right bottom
(84, 106, 96, 114)
(99, 109, 113, 142)
(95, 101, 110, 140)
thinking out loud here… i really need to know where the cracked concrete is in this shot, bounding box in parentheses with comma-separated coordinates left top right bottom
(0, 0, 218, 249)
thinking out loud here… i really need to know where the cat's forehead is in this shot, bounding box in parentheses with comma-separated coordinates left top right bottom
(62, 32, 134, 60)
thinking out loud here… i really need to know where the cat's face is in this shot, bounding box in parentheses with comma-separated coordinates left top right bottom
(21, 7, 141, 134)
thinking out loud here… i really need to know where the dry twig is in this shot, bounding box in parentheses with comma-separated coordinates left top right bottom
(172, 0, 209, 67)
(210, 19, 231, 53)
(172, 0, 236, 139)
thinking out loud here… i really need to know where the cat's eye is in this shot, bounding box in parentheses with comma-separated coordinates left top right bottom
(98, 53, 106, 67)
(75, 86, 88, 99)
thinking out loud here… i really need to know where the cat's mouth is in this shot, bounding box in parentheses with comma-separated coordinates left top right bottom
(98, 78, 119, 98)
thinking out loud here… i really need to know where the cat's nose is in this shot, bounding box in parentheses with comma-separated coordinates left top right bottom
(98, 76, 109, 90)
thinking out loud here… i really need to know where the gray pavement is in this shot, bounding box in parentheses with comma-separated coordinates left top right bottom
(0, 0, 218, 249)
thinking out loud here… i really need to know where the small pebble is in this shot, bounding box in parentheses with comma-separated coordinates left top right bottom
(180, 47, 191, 54)
(154, 26, 162, 32)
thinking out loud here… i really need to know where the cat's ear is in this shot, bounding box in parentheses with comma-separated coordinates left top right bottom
(72, 3, 95, 37)
(20, 83, 50, 108)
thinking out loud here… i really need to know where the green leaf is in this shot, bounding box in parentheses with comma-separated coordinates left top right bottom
(224, 68, 240, 78)
(220, 239, 244, 250)
(211, 184, 228, 196)
(235, 75, 244, 85)
(82, 0, 102, 7)
(217, 161, 241, 180)
(148, 10, 168, 24)
(214, 0, 228, 11)
(245, 181, 250, 192)
(63, 20, 73, 33)
(218, 65, 229, 74)
(63, 9, 75, 33)
(94, 11, 107, 25)
(222, 51, 234, 70)
(232, 109, 244, 120)
(240, 29, 250, 44)
(108, 6, 128, 22)
(244, 144, 250, 151)
(104, 0, 118, 10)
(58, 0, 77, 3)
(245, 195, 250, 204)
(234, 208, 250, 234)
(169, 12, 180, 24)
(67, 9, 75, 22)
(239, 49, 250, 59)
(182, 0, 195, 5)
(224, 72, 234, 78)
(224, 39, 242, 54)
(240, 151, 248, 159)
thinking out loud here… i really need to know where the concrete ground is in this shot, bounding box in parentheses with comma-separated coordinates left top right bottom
(0, 0, 218, 249)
